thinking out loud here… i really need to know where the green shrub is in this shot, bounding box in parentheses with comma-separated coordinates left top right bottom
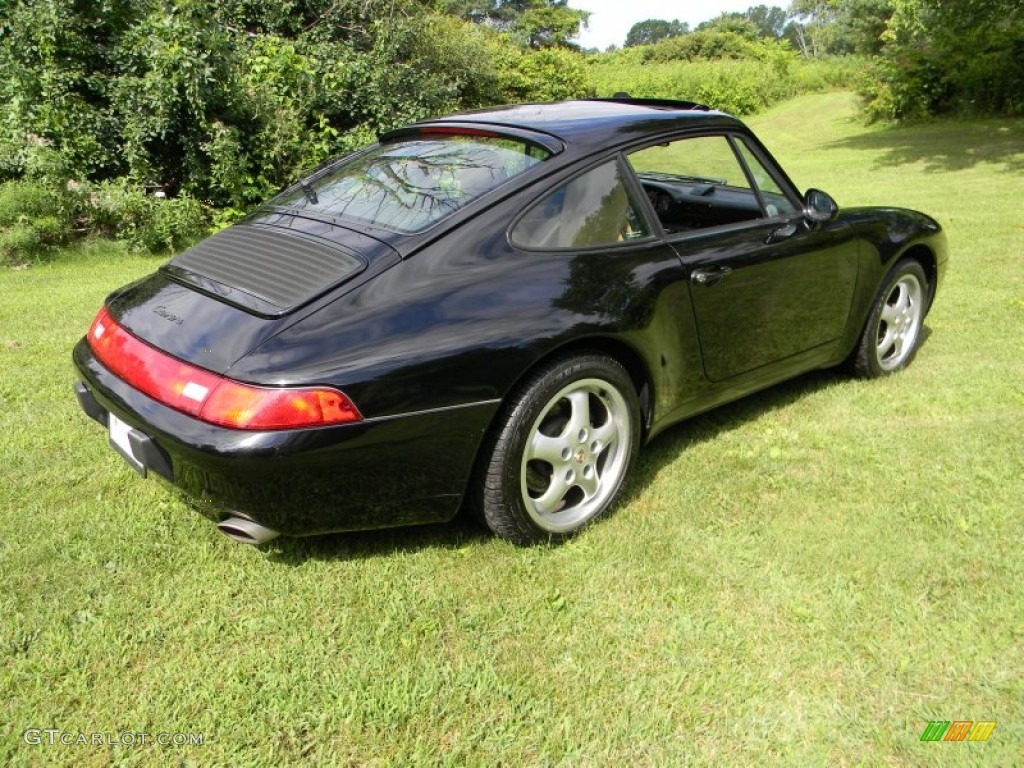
(587, 54, 861, 116)
(857, 55, 936, 122)
(0, 178, 208, 259)
(30, 214, 64, 244)
(868, 43, 1024, 121)
(143, 195, 208, 253)
(858, 1, 1024, 121)
(85, 182, 208, 253)
(0, 180, 80, 263)
(498, 45, 593, 103)
(587, 59, 780, 115)
(0, 222, 44, 264)
(642, 30, 762, 63)
(794, 56, 866, 93)
(0, 180, 69, 227)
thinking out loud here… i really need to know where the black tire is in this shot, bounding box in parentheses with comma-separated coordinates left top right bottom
(851, 258, 929, 378)
(475, 353, 641, 545)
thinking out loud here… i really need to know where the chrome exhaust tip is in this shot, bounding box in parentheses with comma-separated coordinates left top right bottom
(217, 515, 280, 546)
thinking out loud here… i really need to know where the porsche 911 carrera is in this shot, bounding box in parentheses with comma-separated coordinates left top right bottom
(73, 97, 947, 545)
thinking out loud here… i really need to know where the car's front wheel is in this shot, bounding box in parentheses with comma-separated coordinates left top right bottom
(477, 353, 640, 545)
(852, 258, 929, 378)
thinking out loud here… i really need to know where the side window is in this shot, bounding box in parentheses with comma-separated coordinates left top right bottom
(511, 160, 650, 249)
(627, 135, 765, 234)
(734, 140, 799, 218)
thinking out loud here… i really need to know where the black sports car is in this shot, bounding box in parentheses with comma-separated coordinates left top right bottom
(73, 97, 947, 545)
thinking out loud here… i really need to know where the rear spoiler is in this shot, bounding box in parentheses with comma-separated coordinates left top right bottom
(379, 122, 565, 155)
(587, 96, 711, 112)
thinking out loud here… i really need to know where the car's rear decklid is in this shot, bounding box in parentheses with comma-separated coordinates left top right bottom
(162, 221, 373, 317)
(103, 218, 398, 375)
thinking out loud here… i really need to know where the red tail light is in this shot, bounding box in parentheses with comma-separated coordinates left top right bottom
(86, 307, 362, 430)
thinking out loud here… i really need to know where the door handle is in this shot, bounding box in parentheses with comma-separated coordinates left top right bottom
(690, 266, 732, 287)
(764, 222, 799, 245)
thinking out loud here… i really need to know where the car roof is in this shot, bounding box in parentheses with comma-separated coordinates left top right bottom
(414, 98, 747, 151)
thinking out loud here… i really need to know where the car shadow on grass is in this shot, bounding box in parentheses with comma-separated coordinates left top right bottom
(265, 507, 490, 565)
(614, 327, 933, 505)
(623, 368, 846, 502)
(265, 364, 868, 565)
(827, 118, 1024, 175)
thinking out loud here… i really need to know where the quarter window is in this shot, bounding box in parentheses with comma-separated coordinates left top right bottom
(511, 160, 651, 249)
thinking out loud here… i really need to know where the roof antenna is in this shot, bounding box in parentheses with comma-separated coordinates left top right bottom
(612, 91, 631, 99)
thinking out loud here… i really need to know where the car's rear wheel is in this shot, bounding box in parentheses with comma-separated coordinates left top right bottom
(852, 258, 929, 378)
(477, 353, 640, 545)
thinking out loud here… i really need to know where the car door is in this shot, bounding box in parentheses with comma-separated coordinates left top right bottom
(625, 133, 860, 383)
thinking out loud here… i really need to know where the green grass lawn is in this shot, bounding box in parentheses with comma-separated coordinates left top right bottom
(1, 92, 1022, 766)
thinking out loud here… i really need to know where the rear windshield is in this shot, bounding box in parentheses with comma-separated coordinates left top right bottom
(270, 135, 551, 233)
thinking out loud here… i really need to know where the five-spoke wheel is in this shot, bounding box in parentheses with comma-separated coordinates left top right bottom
(875, 272, 924, 371)
(477, 353, 640, 544)
(852, 258, 929, 378)
(520, 378, 631, 533)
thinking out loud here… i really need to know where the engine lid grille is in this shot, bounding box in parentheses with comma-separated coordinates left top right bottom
(163, 224, 365, 316)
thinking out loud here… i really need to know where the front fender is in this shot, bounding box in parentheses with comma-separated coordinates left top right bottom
(841, 206, 947, 269)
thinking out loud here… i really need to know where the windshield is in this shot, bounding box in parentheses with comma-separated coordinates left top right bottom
(269, 135, 551, 233)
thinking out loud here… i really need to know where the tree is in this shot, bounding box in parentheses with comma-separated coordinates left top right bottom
(833, 0, 892, 55)
(441, 0, 589, 48)
(745, 5, 789, 38)
(624, 19, 688, 48)
(697, 13, 760, 40)
(862, 0, 1024, 118)
(517, 2, 589, 48)
(786, 0, 841, 56)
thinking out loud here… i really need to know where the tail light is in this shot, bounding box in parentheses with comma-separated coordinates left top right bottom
(86, 307, 362, 430)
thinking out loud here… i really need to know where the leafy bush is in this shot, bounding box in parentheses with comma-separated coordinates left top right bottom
(858, 53, 946, 122)
(582, 33, 861, 116)
(498, 46, 593, 103)
(587, 54, 856, 116)
(858, 0, 1024, 121)
(0, 181, 63, 227)
(0, 180, 80, 263)
(793, 56, 867, 93)
(143, 195, 208, 253)
(642, 30, 765, 63)
(0, 223, 44, 264)
(0, 1, 592, 221)
(85, 182, 208, 253)
(863, 43, 1024, 121)
(0, 177, 207, 261)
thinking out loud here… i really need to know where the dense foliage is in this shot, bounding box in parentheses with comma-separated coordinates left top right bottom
(589, 49, 861, 118)
(0, 1, 1019, 261)
(0, 0, 592, 199)
(0, 0, 590, 260)
(623, 2, 1024, 121)
(439, 0, 589, 49)
(784, 0, 1024, 119)
(861, 0, 1024, 120)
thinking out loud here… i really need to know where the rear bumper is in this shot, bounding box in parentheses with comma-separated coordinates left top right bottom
(75, 381, 175, 481)
(73, 339, 499, 536)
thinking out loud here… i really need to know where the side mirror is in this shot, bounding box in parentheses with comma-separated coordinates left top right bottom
(804, 188, 838, 223)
